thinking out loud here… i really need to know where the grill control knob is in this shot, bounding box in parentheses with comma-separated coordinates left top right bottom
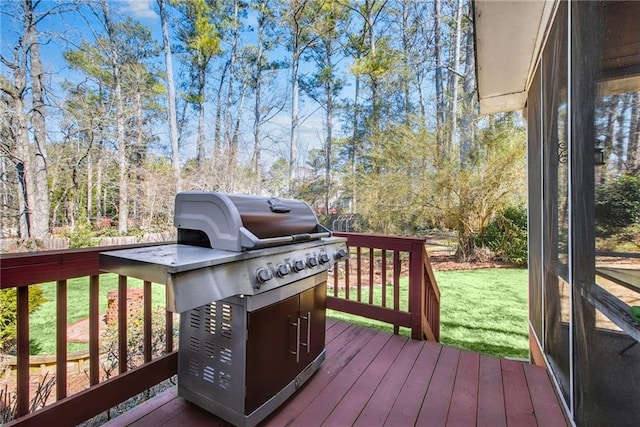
(319, 253, 330, 264)
(335, 249, 348, 260)
(276, 263, 290, 277)
(256, 268, 273, 284)
(306, 256, 318, 268)
(292, 260, 305, 272)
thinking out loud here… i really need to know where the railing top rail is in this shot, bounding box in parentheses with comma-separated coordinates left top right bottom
(0, 242, 170, 289)
(333, 232, 427, 251)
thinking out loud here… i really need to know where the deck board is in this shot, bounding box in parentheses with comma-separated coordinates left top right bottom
(445, 350, 480, 426)
(384, 340, 442, 426)
(105, 321, 568, 427)
(353, 338, 422, 427)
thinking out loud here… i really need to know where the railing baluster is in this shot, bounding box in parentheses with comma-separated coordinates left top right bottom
(368, 248, 374, 305)
(118, 275, 128, 373)
(89, 275, 100, 386)
(57, 279, 68, 399)
(165, 310, 174, 353)
(356, 247, 362, 302)
(344, 249, 350, 300)
(333, 263, 339, 297)
(144, 281, 152, 363)
(382, 249, 387, 307)
(16, 286, 30, 417)
(393, 251, 401, 335)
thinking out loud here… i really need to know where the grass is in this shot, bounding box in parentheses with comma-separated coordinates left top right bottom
(29, 269, 529, 359)
(329, 268, 529, 359)
(436, 268, 529, 359)
(29, 274, 166, 355)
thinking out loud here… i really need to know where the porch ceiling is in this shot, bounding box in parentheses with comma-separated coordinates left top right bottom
(474, 0, 558, 114)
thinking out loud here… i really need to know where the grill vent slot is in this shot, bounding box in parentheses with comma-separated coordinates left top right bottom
(204, 341, 216, 358)
(189, 336, 200, 352)
(219, 371, 232, 390)
(189, 311, 200, 329)
(221, 303, 233, 339)
(205, 304, 217, 335)
(203, 365, 215, 384)
(188, 359, 199, 376)
(220, 346, 232, 365)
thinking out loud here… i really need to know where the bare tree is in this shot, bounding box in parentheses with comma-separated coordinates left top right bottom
(157, 0, 181, 193)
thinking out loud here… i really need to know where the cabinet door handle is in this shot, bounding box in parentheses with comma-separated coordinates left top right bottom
(291, 318, 300, 363)
(305, 311, 311, 354)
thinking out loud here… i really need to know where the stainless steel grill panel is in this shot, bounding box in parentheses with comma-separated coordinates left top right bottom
(100, 192, 347, 427)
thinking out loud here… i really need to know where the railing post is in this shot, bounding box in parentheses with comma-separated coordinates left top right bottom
(57, 280, 68, 399)
(409, 242, 426, 340)
(16, 286, 30, 417)
(118, 275, 128, 373)
(89, 275, 100, 385)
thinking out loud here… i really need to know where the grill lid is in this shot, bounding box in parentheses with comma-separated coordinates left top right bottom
(175, 192, 330, 252)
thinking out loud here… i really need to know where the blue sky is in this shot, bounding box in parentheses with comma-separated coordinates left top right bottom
(0, 0, 332, 167)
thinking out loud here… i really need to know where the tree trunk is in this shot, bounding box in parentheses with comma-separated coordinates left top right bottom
(433, 0, 445, 163)
(100, 0, 128, 234)
(24, 0, 50, 238)
(628, 92, 640, 173)
(197, 66, 206, 168)
(290, 49, 300, 193)
(158, 0, 181, 193)
(448, 0, 463, 159)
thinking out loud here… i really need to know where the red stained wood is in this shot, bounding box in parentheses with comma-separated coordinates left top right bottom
(6, 353, 178, 427)
(356, 246, 362, 302)
(523, 363, 568, 426)
(501, 359, 537, 427)
(118, 275, 128, 374)
(16, 286, 29, 417)
(381, 249, 387, 307)
(292, 332, 391, 426)
(89, 275, 100, 386)
(477, 355, 506, 427)
(326, 296, 411, 327)
(56, 280, 68, 399)
(93, 322, 567, 427)
(385, 341, 442, 426)
(165, 311, 174, 353)
(0, 243, 166, 288)
(368, 247, 374, 304)
(265, 324, 378, 426)
(354, 338, 423, 427)
(446, 350, 480, 426)
(333, 232, 426, 252)
(415, 345, 461, 426)
(393, 251, 401, 335)
(143, 281, 152, 363)
(323, 334, 406, 426)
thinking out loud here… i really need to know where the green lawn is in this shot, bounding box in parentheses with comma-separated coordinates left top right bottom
(328, 268, 529, 359)
(30, 274, 166, 355)
(29, 269, 528, 359)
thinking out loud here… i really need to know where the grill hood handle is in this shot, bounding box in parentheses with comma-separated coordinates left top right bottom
(268, 198, 291, 213)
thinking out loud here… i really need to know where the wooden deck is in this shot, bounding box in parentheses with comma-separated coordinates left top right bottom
(105, 320, 568, 427)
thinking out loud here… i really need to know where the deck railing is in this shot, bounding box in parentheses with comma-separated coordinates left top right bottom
(330, 233, 440, 341)
(0, 233, 439, 425)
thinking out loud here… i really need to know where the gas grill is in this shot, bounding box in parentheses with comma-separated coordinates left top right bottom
(100, 192, 347, 427)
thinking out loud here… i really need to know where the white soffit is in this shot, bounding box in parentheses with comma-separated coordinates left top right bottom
(475, 0, 557, 114)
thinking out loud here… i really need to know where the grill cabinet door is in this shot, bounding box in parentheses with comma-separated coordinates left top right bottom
(298, 282, 326, 367)
(245, 294, 300, 414)
(245, 281, 327, 415)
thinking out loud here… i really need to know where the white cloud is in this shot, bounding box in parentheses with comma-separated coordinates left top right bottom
(117, 0, 157, 20)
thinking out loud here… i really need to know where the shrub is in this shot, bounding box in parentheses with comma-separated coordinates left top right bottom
(67, 223, 98, 248)
(595, 174, 640, 233)
(476, 204, 528, 266)
(0, 287, 47, 354)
